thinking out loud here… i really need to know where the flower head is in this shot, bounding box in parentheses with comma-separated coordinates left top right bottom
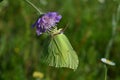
(33, 12, 62, 35)
(101, 58, 115, 66)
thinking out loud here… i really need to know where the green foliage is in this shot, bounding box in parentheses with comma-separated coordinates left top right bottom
(0, 0, 120, 80)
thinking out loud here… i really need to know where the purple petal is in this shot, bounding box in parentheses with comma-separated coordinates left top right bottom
(36, 27, 44, 35)
(55, 15, 62, 22)
(36, 30, 42, 35)
(47, 12, 57, 18)
(32, 18, 41, 28)
(37, 18, 41, 24)
(32, 23, 36, 28)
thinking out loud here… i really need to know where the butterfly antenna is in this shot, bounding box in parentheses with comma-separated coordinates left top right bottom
(60, 23, 69, 33)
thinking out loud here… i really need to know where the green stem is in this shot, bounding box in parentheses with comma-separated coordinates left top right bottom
(105, 14, 116, 58)
(104, 4, 120, 80)
(104, 65, 107, 80)
(104, 14, 116, 80)
(24, 0, 43, 14)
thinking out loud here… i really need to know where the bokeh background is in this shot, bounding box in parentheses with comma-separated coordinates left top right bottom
(0, 0, 120, 80)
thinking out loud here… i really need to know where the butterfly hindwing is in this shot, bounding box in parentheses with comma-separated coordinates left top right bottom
(42, 33, 79, 70)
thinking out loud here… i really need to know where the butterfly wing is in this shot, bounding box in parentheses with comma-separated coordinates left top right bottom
(42, 33, 79, 70)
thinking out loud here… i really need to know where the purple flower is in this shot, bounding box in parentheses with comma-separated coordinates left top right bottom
(33, 12, 62, 35)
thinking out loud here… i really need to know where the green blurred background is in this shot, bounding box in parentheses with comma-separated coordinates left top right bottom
(0, 0, 120, 80)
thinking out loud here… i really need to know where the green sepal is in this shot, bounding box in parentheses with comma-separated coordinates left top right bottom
(41, 30, 79, 70)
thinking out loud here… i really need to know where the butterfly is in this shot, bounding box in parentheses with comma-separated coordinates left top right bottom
(41, 28, 79, 70)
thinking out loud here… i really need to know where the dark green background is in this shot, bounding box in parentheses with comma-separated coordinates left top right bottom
(0, 0, 120, 80)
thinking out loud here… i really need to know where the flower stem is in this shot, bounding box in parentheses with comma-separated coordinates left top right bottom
(24, 0, 43, 14)
(104, 65, 107, 80)
(104, 4, 120, 80)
